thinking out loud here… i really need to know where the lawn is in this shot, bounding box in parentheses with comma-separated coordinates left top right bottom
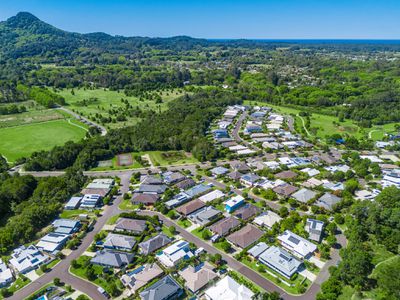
(0, 119, 87, 162)
(118, 199, 139, 211)
(36, 258, 61, 275)
(58, 88, 186, 129)
(147, 150, 198, 166)
(0, 276, 31, 298)
(60, 209, 91, 219)
(177, 218, 192, 228)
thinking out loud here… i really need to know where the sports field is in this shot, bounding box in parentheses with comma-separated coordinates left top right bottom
(0, 119, 87, 162)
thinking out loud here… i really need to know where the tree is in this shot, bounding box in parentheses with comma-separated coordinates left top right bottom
(373, 256, 400, 300)
(40, 264, 48, 273)
(202, 229, 212, 240)
(168, 225, 176, 235)
(220, 241, 231, 252)
(53, 277, 62, 286)
(279, 206, 289, 218)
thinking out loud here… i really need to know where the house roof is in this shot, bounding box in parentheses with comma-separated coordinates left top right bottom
(163, 172, 186, 184)
(233, 204, 261, 220)
(248, 242, 269, 258)
(184, 184, 211, 198)
(190, 206, 221, 225)
(178, 262, 218, 293)
(240, 173, 261, 184)
(306, 219, 324, 232)
(275, 170, 297, 180)
(90, 250, 134, 268)
(204, 275, 254, 300)
(104, 233, 136, 250)
(115, 218, 147, 233)
(199, 190, 225, 203)
(209, 216, 240, 236)
(138, 184, 167, 194)
(139, 234, 172, 255)
(132, 193, 160, 204)
(121, 263, 163, 292)
(227, 170, 243, 180)
(227, 224, 264, 249)
(140, 275, 182, 300)
(81, 188, 110, 197)
(316, 193, 341, 210)
(291, 188, 317, 203)
(259, 246, 301, 278)
(278, 230, 317, 257)
(176, 199, 206, 216)
(273, 184, 298, 197)
(211, 166, 229, 175)
(140, 175, 163, 185)
(175, 178, 196, 190)
(253, 211, 282, 228)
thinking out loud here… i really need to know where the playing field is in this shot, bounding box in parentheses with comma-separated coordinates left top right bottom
(0, 119, 87, 162)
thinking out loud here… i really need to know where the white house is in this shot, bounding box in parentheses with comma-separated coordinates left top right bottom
(157, 240, 193, 267)
(277, 230, 317, 259)
(0, 259, 13, 287)
(9, 245, 50, 274)
(204, 276, 254, 300)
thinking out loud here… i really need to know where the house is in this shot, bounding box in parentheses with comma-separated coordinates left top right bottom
(225, 195, 245, 213)
(189, 207, 221, 225)
(209, 217, 240, 237)
(277, 230, 317, 259)
(178, 262, 218, 293)
(120, 263, 164, 293)
(139, 234, 172, 255)
(233, 204, 261, 220)
(185, 184, 212, 199)
(87, 178, 114, 189)
(291, 188, 317, 204)
(240, 173, 261, 187)
(176, 199, 206, 216)
(0, 259, 13, 287)
(227, 224, 264, 249)
(103, 233, 136, 251)
(199, 190, 225, 203)
(315, 193, 342, 211)
(244, 124, 263, 134)
(132, 193, 160, 205)
(355, 189, 380, 201)
(140, 275, 183, 300)
(157, 240, 193, 267)
(81, 188, 110, 198)
(140, 175, 163, 185)
(253, 211, 282, 229)
(258, 246, 302, 279)
(175, 178, 196, 190)
(300, 168, 320, 177)
(204, 275, 254, 300)
(232, 162, 250, 173)
(80, 194, 102, 209)
(165, 193, 190, 208)
(36, 233, 69, 253)
(91, 250, 134, 268)
(9, 245, 50, 274)
(163, 172, 186, 185)
(273, 184, 298, 198)
(114, 218, 147, 234)
(64, 196, 82, 210)
(275, 170, 297, 180)
(211, 166, 229, 176)
(302, 177, 323, 188)
(247, 242, 269, 258)
(227, 170, 243, 181)
(138, 184, 167, 194)
(52, 219, 81, 235)
(305, 219, 324, 242)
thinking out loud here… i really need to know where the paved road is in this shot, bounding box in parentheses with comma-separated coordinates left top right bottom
(9, 172, 131, 300)
(231, 111, 260, 151)
(56, 106, 107, 136)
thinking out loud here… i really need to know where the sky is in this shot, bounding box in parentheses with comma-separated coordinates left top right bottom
(0, 0, 399, 39)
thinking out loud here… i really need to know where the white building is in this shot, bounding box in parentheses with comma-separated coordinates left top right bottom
(204, 276, 254, 300)
(9, 245, 50, 274)
(157, 240, 193, 267)
(277, 230, 317, 259)
(0, 259, 13, 287)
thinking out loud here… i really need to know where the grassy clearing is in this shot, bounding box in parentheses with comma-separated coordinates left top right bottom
(118, 199, 139, 211)
(36, 258, 61, 275)
(91, 154, 143, 171)
(58, 88, 186, 129)
(0, 119, 86, 162)
(177, 219, 192, 228)
(60, 209, 92, 219)
(0, 108, 63, 128)
(0, 276, 31, 298)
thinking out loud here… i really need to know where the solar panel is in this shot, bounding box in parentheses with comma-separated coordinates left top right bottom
(288, 235, 300, 245)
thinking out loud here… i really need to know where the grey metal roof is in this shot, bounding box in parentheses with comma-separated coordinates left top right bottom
(140, 275, 181, 300)
(139, 234, 172, 255)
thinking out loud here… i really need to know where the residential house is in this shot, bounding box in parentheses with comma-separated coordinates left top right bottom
(247, 242, 269, 258)
(175, 178, 196, 190)
(225, 195, 245, 213)
(52, 219, 81, 235)
(277, 230, 317, 259)
(64, 196, 82, 210)
(210, 166, 229, 176)
(176, 199, 206, 216)
(140, 275, 183, 300)
(227, 224, 264, 249)
(138, 184, 167, 194)
(240, 173, 261, 187)
(305, 219, 324, 242)
(140, 175, 163, 185)
(204, 275, 254, 300)
(253, 211, 282, 229)
(132, 193, 160, 205)
(259, 246, 302, 279)
(36, 232, 69, 253)
(81, 188, 110, 198)
(114, 218, 147, 234)
(227, 170, 243, 181)
(300, 168, 320, 177)
(120, 263, 164, 293)
(302, 178, 323, 188)
(91, 250, 134, 268)
(275, 170, 297, 180)
(185, 184, 212, 199)
(273, 184, 298, 198)
(103, 233, 136, 251)
(9, 245, 50, 274)
(139, 234, 172, 255)
(178, 262, 218, 293)
(86, 178, 114, 189)
(315, 193, 342, 211)
(163, 172, 186, 185)
(0, 259, 13, 287)
(189, 207, 221, 225)
(291, 188, 317, 204)
(233, 204, 261, 220)
(209, 217, 240, 237)
(80, 194, 102, 209)
(199, 190, 225, 203)
(157, 240, 193, 268)
(232, 162, 250, 173)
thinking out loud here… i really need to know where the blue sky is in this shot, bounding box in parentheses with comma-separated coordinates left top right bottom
(0, 0, 399, 39)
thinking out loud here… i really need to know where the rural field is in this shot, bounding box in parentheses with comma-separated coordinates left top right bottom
(58, 88, 187, 129)
(244, 100, 398, 141)
(0, 118, 87, 162)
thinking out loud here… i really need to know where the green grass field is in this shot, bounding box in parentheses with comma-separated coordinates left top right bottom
(0, 108, 63, 128)
(0, 119, 87, 162)
(58, 88, 187, 129)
